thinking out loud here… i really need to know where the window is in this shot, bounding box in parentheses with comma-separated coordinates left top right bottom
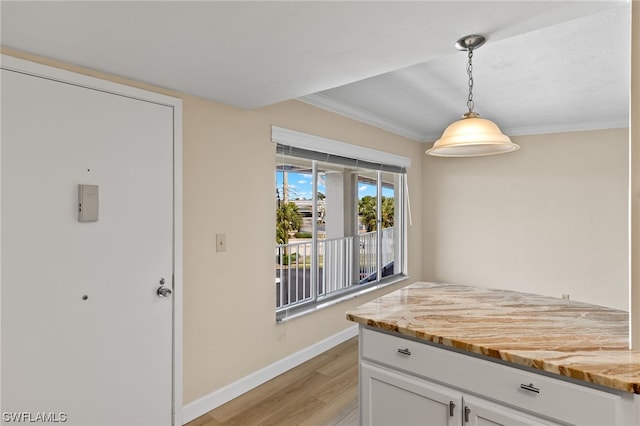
(273, 127, 409, 321)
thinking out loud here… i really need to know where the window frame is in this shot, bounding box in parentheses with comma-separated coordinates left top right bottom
(273, 126, 410, 322)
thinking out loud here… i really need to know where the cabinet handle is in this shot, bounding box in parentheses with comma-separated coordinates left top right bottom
(520, 383, 540, 394)
(397, 348, 411, 356)
(449, 401, 456, 417)
(464, 406, 471, 423)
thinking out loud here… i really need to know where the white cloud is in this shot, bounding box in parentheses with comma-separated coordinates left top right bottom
(359, 185, 368, 192)
(297, 180, 307, 184)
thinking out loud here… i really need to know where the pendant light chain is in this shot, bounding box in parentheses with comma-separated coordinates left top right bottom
(466, 48, 474, 113)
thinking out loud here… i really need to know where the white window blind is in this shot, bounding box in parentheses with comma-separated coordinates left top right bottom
(271, 126, 411, 172)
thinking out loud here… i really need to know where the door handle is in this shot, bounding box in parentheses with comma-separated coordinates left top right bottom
(157, 277, 172, 298)
(157, 286, 172, 297)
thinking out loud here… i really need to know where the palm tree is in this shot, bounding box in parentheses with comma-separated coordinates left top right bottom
(276, 202, 302, 244)
(358, 196, 377, 232)
(358, 196, 394, 232)
(381, 197, 394, 229)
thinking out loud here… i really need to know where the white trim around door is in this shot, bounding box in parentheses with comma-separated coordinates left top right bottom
(0, 54, 183, 425)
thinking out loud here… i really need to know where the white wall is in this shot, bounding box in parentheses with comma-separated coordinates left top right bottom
(422, 128, 629, 310)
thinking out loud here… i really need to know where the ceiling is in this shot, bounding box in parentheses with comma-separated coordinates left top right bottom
(1, 1, 631, 142)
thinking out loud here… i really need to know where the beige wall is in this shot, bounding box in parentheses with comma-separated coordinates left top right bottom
(422, 128, 629, 310)
(0, 47, 424, 404)
(182, 97, 423, 403)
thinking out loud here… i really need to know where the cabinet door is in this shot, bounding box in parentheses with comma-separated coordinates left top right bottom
(462, 395, 563, 426)
(361, 362, 461, 426)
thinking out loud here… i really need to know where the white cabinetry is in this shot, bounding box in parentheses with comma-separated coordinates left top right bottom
(361, 362, 557, 426)
(359, 327, 639, 426)
(362, 362, 461, 425)
(462, 394, 558, 426)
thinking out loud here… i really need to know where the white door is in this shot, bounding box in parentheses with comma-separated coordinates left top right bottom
(1, 65, 176, 425)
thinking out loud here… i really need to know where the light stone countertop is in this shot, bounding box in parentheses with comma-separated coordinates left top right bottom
(346, 281, 640, 394)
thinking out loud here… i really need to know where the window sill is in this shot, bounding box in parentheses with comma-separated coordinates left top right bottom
(276, 274, 410, 323)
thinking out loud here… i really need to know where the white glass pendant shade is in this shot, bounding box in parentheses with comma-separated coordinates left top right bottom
(426, 35, 519, 158)
(426, 113, 519, 157)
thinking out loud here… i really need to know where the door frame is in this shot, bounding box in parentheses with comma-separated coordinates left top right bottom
(0, 54, 184, 425)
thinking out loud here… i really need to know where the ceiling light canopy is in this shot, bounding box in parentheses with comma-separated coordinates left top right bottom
(427, 35, 519, 158)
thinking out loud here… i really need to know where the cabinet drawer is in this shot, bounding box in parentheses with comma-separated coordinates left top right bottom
(361, 327, 634, 425)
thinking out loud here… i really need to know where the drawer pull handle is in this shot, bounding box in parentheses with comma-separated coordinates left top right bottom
(449, 401, 456, 417)
(397, 348, 412, 356)
(520, 383, 540, 394)
(464, 406, 471, 423)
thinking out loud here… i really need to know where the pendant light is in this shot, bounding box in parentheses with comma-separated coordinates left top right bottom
(427, 35, 519, 157)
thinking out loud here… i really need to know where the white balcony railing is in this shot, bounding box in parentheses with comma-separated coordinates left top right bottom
(276, 227, 395, 311)
(275, 239, 313, 310)
(319, 236, 353, 297)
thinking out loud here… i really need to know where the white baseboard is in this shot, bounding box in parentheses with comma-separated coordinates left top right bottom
(182, 324, 359, 424)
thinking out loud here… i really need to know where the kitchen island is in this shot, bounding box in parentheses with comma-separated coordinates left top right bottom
(347, 282, 640, 425)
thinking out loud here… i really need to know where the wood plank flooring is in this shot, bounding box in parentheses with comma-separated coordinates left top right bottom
(186, 337, 359, 426)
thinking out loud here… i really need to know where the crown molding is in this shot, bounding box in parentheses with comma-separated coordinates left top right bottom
(504, 119, 629, 138)
(298, 93, 629, 143)
(297, 93, 429, 142)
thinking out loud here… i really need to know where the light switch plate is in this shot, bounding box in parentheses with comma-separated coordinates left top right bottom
(216, 233, 226, 252)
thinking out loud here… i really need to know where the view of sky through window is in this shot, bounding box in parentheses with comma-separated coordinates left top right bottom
(276, 171, 394, 200)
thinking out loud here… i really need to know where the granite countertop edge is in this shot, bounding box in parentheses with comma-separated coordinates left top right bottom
(346, 282, 640, 395)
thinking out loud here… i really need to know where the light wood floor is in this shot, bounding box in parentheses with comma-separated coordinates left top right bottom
(186, 337, 359, 426)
